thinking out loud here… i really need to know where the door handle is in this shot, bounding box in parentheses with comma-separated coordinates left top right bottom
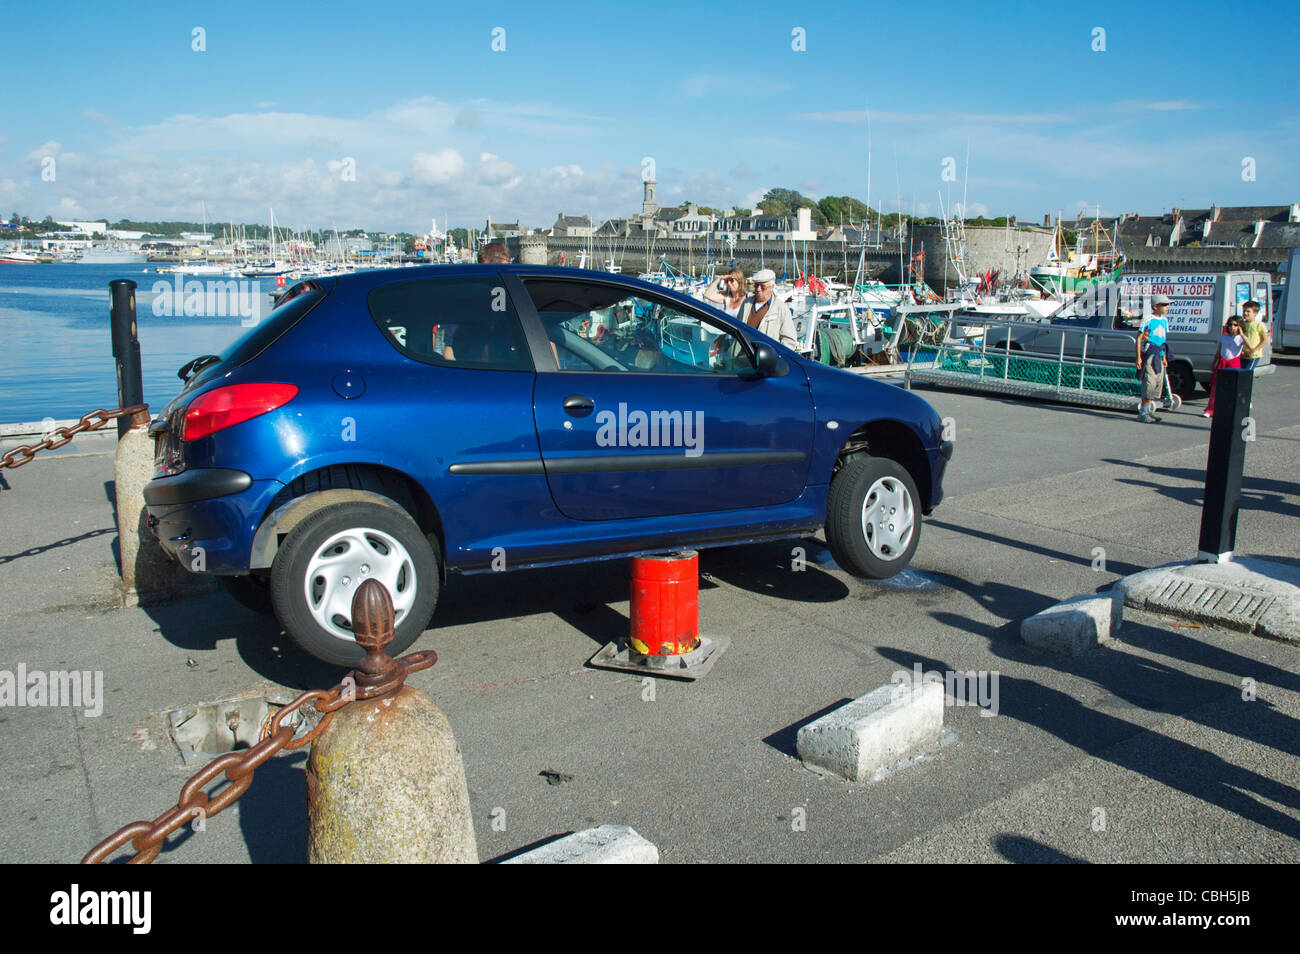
(562, 394, 595, 417)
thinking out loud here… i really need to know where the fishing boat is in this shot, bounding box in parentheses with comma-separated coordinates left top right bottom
(1030, 216, 1124, 296)
(0, 245, 40, 264)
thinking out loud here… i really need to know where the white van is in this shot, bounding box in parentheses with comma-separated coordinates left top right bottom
(1275, 249, 1299, 351)
(1008, 270, 1274, 397)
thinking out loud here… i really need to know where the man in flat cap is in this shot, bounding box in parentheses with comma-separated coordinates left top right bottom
(1135, 294, 1172, 423)
(738, 268, 798, 349)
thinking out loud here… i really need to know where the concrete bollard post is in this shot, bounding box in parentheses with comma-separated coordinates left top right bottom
(307, 580, 478, 863)
(114, 409, 182, 603)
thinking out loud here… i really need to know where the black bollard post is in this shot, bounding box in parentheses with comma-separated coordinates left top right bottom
(1198, 369, 1254, 563)
(109, 280, 143, 438)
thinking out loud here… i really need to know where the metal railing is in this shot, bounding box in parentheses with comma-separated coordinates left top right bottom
(903, 315, 1177, 411)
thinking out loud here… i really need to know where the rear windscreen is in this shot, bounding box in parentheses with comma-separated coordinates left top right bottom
(184, 280, 331, 391)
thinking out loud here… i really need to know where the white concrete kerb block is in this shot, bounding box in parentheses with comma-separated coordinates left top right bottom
(1020, 590, 1122, 655)
(796, 682, 945, 782)
(502, 825, 659, 864)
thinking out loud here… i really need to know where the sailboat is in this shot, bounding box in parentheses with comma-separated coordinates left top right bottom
(241, 208, 294, 276)
(172, 202, 231, 275)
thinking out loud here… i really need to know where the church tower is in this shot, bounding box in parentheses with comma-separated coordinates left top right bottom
(640, 178, 658, 231)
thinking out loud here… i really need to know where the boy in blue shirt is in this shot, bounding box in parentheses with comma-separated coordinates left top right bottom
(1135, 294, 1171, 423)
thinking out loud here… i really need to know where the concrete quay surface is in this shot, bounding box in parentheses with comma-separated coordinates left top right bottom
(1, 357, 1298, 864)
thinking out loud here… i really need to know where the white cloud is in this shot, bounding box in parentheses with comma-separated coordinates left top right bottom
(408, 149, 466, 185)
(1115, 100, 1203, 111)
(24, 141, 62, 165)
(804, 109, 1062, 125)
(679, 74, 789, 100)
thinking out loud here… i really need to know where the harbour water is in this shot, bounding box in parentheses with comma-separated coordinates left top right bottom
(0, 265, 266, 423)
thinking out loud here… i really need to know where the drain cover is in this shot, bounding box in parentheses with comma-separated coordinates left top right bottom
(1149, 578, 1274, 632)
(166, 689, 321, 764)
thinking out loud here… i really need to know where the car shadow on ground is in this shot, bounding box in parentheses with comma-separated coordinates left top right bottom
(145, 542, 850, 684)
(700, 539, 851, 604)
(142, 590, 348, 688)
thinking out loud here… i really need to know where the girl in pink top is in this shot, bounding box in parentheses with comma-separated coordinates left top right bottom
(1205, 317, 1245, 418)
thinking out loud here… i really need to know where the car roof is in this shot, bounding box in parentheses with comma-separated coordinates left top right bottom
(322, 264, 713, 309)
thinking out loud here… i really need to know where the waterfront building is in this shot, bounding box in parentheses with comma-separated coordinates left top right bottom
(485, 219, 521, 239)
(552, 213, 594, 238)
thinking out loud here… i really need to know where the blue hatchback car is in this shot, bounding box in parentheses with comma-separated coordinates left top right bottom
(144, 265, 952, 664)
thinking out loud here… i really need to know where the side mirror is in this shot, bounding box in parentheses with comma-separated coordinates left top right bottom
(753, 344, 790, 378)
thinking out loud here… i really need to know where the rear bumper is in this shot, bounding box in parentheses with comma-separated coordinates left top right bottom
(143, 467, 252, 506)
(144, 473, 283, 575)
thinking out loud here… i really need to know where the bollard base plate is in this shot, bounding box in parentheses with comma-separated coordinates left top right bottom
(588, 634, 730, 681)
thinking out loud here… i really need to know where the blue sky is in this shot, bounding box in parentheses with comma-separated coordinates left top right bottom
(2, 0, 1296, 233)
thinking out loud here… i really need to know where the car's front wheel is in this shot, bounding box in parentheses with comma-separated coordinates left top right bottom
(825, 456, 921, 579)
(270, 500, 438, 666)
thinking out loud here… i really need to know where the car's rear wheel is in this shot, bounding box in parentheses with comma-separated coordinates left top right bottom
(825, 455, 921, 579)
(270, 500, 438, 666)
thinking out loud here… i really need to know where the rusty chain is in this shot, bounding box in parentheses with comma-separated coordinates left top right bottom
(82, 647, 437, 864)
(0, 405, 150, 487)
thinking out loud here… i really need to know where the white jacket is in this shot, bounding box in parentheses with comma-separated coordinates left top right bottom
(738, 295, 798, 349)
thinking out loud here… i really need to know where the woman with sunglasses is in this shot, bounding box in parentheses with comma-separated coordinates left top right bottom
(1205, 316, 1245, 419)
(700, 267, 747, 318)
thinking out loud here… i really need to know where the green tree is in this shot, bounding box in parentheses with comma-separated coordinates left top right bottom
(817, 195, 871, 224)
(757, 188, 803, 215)
(757, 188, 830, 225)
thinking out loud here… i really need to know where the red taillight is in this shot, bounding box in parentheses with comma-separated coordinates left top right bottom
(182, 383, 299, 441)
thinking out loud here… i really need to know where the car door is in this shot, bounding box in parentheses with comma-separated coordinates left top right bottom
(366, 273, 549, 556)
(516, 276, 815, 522)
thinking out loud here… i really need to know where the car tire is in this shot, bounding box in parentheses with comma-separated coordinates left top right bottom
(1167, 361, 1196, 399)
(270, 500, 438, 666)
(825, 455, 922, 579)
(220, 573, 273, 614)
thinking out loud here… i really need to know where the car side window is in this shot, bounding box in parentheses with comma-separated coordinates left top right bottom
(523, 279, 753, 375)
(367, 275, 531, 371)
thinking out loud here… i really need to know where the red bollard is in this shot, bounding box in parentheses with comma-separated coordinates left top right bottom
(588, 549, 730, 681)
(629, 552, 700, 656)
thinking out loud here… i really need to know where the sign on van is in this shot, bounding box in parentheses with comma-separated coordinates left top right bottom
(1122, 274, 1217, 334)
(1120, 274, 1219, 297)
(1162, 299, 1214, 334)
